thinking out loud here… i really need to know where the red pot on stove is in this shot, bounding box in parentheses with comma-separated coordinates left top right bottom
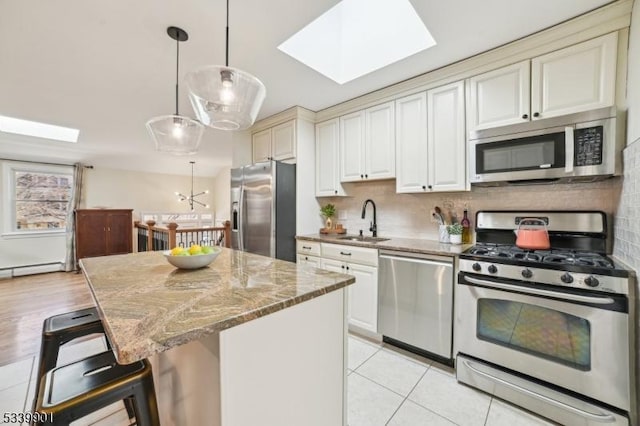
(514, 218, 550, 250)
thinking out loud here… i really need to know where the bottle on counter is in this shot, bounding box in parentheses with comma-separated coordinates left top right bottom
(461, 209, 471, 244)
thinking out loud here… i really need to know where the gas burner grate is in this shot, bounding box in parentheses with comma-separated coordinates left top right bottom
(466, 245, 615, 269)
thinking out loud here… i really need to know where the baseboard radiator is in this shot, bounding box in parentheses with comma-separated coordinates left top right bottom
(0, 262, 64, 278)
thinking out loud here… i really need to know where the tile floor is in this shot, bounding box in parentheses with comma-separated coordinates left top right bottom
(0, 334, 556, 426)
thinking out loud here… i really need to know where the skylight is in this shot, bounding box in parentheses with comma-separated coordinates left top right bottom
(278, 0, 436, 85)
(0, 115, 79, 143)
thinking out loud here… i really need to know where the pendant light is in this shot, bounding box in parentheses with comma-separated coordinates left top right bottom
(147, 26, 205, 155)
(175, 161, 209, 211)
(185, 0, 266, 131)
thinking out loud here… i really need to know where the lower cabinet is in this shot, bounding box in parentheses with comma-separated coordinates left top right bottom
(75, 209, 133, 260)
(296, 253, 321, 267)
(320, 243, 379, 333)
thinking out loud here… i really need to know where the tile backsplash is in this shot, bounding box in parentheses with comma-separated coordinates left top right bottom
(321, 178, 621, 242)
(613, 139, 640, 269)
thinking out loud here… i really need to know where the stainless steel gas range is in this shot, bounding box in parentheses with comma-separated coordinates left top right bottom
(455, 211, 636, 426)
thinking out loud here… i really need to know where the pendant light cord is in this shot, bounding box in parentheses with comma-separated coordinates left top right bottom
(225, 0, 229, 67)
(175, 35, 180, 115)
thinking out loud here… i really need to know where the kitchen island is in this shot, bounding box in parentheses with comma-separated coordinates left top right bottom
(80, 248, 355, 426)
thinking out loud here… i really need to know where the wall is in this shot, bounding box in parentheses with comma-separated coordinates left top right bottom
(321, 179, 621, 242)
(212, 167, 231, 224)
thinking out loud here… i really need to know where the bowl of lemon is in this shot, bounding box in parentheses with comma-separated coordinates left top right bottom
(163, 244, 221, 269)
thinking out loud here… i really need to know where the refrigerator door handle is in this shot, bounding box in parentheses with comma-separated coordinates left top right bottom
(239, 185, 245, 252)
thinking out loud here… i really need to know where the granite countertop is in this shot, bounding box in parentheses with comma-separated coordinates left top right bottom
(80, 249, 355, 364)
(296, 234, 473, 256)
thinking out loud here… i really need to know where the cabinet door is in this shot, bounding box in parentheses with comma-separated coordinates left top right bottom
(428, 81, 467, 192)
(297, 254, 321, 268)
(339, 111, 365, 182)
(365, 102, 395, 180)
(106, 211, 132, 255)
(395, 92, 429, 193)
(271, 120, 296, 161)
(467, 60, 530, 131)
(252, 128, 272, 163)
(346, 263, 378, 333)
(76, 211, 108, 258)
(315, 119, 345, 196)
(531, 32, 617, 120)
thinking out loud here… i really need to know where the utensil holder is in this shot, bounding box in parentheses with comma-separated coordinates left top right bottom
(439, 225, 450, 243)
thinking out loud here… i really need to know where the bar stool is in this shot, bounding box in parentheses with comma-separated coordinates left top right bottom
(35, 307, 108, 383)
(33, 351, 160, 426)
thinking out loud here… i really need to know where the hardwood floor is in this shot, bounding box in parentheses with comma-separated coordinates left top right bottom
(0, 271, 94, 366)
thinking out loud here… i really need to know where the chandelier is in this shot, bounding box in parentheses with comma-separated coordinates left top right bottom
(175, 161, 209, 211)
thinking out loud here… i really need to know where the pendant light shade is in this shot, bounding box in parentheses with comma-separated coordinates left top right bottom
(185, 0, 266, 131)
(147, 26, 205, 154)
(186, 65, 265, 131)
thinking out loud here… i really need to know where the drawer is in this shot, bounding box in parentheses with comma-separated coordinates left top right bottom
(321, 243, 378, 267)
(296, 254, 321, 268)
(296, 240, 321, 256)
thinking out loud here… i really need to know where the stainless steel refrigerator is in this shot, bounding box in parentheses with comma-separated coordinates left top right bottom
(230, 160, 296, 261)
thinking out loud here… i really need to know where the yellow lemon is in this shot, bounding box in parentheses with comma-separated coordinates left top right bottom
(170, 246, 184, 256)
(188, 244, 203, 255)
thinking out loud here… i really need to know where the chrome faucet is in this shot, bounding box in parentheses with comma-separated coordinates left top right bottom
(361, 199, 377, 237)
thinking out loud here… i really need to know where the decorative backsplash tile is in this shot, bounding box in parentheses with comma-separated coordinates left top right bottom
(323, 178, 621, 242)
(613, 139, 640, 270)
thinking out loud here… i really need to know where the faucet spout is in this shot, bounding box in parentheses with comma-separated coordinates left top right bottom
(361, 199, 377, 237)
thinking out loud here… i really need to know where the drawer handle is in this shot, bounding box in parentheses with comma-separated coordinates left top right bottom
(340, 251, 352, 256)
(302, 246, 312, 250)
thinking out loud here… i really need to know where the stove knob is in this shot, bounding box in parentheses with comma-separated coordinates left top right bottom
(584, 276, 599, 287)
(521, 268, 533, 279)
(560, 273, 574, 284)
(488, 265, 498, 274)
(472, 263, 482, 272)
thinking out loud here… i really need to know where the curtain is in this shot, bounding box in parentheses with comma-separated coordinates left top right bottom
(63, 163, 85, 271)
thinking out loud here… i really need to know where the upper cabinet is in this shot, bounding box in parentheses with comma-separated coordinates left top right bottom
(467, 32, 618, 132)
(315, 118, 346, 197)
(396, 82, 466, 193)
(252, 119, 296, 163)
(340, 102, 395, 182)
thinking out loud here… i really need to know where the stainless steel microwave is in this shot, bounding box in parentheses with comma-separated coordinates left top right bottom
(469, 107, 623, 185)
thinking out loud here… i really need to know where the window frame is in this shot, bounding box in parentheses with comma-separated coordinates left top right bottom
(1, 161, 74, 238)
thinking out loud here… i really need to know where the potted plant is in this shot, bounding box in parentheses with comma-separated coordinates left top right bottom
(447, 223, 463, 245)
(320, 203, 336, 230)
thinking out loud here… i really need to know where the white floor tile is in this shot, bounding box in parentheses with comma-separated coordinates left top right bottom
(408, 368, 491, 426)
(356, 348, 428, 397)
(0, 381, 29, 414)
(485, 398, 558, 426)
(387, 400, 457, 426)
(348, 336, 381, 371)
(0, 357, 33, 391)
(381, 343, 432, 368)
(347, 372, 404, 426)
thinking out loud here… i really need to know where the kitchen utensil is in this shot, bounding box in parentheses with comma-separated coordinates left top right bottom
(433, 212, 444, 225)
(514, 218, 550, 250)
(434, 207, 445, 224)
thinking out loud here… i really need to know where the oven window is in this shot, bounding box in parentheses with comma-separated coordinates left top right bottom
(477, 299, 590, 370)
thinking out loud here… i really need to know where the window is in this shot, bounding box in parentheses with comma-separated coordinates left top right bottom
(2, 162, 74, 234)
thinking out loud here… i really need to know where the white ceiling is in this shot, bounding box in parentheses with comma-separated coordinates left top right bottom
(0, 0, 614, 178)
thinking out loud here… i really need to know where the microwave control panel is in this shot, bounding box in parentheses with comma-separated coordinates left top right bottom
(574, 126, 603, 166)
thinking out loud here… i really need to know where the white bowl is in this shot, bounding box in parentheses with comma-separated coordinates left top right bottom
(163, 247, 221, 269)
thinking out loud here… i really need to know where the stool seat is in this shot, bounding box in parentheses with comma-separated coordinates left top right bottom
(34, 351, 159, 425)
(43, 307, 103, 336)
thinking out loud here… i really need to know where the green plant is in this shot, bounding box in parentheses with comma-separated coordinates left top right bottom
(320, 203, 336, 218)
(447, 223, 463, 235)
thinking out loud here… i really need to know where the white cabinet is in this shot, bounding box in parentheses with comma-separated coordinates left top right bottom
(320, 242, 378, 334)
(468, 61, 530, 130)
(467, 32, 617, 131)
(340, 102, 395, 182)
(315, 119, 346, 197)
(428, 81, 466, 191)
(395, 81, 466, 193)
(297, 254, 321, 267)
(296, 240, 322, 267)
(252, 119, 296, 163)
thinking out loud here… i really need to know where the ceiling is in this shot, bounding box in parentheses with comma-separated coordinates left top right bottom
(0, 0, 614, 178)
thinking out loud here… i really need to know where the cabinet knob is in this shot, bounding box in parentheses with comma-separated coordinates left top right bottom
(422, 185, 426, 190)
(365, 174, 368, 179)
(341, 265, 345, 269)
(360, 174, 364, 179)
(533, 112, 540, 118)
(428, 185, 433, 190)
(346, 266, 350, 271)
(334, 190, 338, 195)
(522, 114, 528, 119)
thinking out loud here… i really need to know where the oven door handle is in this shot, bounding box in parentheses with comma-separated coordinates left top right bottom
(461, 359, 617, 423)
(464, 276, 615, 305)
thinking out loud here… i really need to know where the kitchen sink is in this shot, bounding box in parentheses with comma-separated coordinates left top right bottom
(337, 235, 390, 243)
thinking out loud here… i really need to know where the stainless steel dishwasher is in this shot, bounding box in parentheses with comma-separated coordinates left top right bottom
(378, 250, 454, 362)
